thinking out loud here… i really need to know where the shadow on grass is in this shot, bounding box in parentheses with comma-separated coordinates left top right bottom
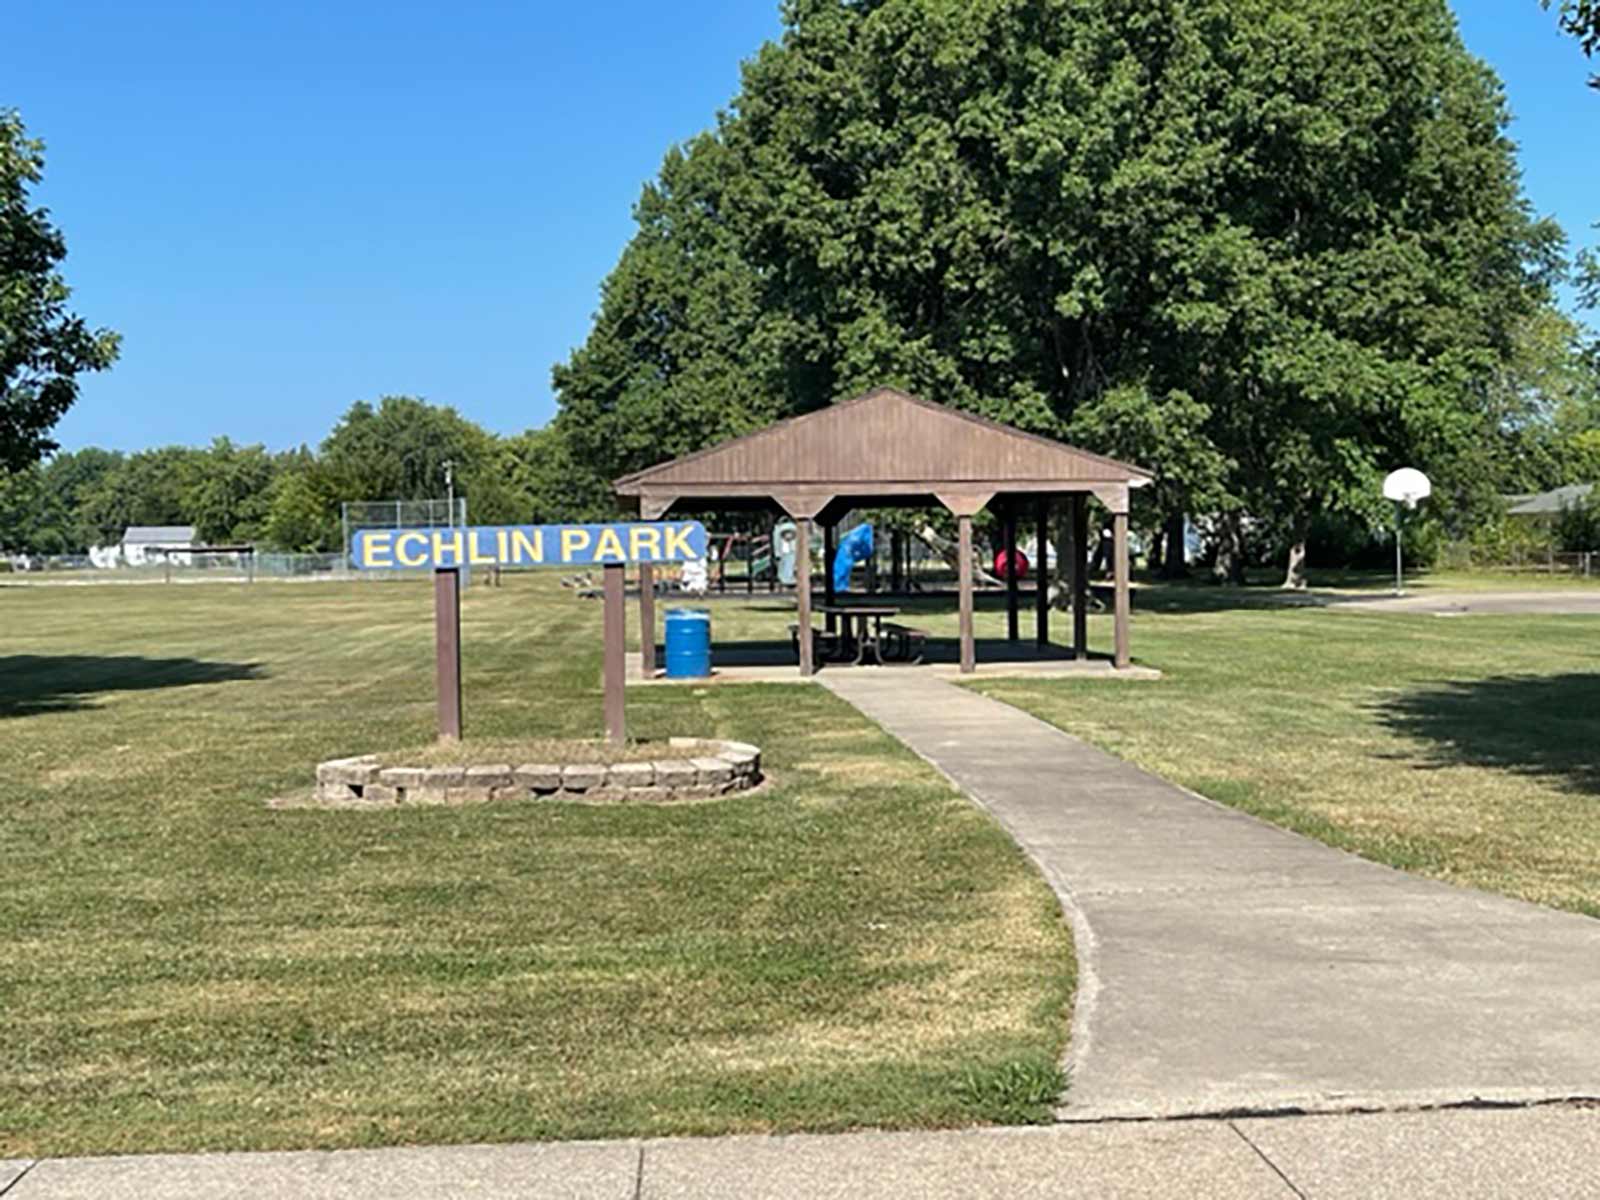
(1376, 674, 1600, 795)
(0, 655, 266, 718)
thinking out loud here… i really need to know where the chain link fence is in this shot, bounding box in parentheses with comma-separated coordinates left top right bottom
(2, 500, 474, 584)
(341, 499, 466, 553)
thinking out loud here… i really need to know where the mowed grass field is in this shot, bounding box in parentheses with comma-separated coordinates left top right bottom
(0, 576, 1073, 1157)
(968, 584, 1600, 917)
(613, 577, 1600, 917)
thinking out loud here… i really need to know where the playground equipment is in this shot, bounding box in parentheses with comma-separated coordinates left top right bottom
(918, 523, 1002, 588)
(832, 523, 875, 592)
(773, 521, 798, 586)
(680, 556, 709, 594)
(993, 547, 1030, 582)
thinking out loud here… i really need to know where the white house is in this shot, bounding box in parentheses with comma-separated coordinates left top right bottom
(115, 525, 197, 567)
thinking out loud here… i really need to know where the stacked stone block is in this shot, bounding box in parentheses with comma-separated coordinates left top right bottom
(312, 740, 762, 808)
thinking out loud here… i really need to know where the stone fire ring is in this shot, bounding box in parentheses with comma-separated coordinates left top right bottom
(310, 738, 762, 809)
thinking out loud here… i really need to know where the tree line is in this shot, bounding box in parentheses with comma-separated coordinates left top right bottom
(0, 397, 612, 555)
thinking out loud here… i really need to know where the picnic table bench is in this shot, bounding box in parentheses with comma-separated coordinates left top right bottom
(792, 605, 924, 666)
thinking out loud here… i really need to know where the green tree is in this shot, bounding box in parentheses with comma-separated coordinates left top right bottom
(0, 447, 125, 552)
(556, 0, 1556, 585)
(1, 111, 120, 474)
(76, 446, 201, 545)
(320, 396, 492, 506)
(185, 437, 281, 544)
(263, 457, 341, 552)
(499, 424, 616, 524)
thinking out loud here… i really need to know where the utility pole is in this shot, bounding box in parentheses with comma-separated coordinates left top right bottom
(443, 460, 456, 528)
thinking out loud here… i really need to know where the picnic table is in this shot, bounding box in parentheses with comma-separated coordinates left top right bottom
(808, 603, 935, 666)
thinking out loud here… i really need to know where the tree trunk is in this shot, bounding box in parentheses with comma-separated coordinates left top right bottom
(1212, 512, 1248, 585)
(1282, 539, 1309, 590)
(1050, 508, 1073, 611)
(1160, 511, 1188, 579)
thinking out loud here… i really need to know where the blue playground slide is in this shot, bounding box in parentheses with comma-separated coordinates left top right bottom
(832, 523, 874, 592)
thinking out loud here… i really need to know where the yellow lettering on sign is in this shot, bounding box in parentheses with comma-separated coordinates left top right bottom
(560, 528, 592, 561)
(431, 529, 464, 566)
(594, 527, 626, 561)
(511, 529, 542, 564)
(395, 531, 427, 568)
(662, 523, 695, 561)
(364, 531, 395, 568)
(468, 528, 497, 566)
(496, 529, 510, 562)
(629, 526, 663, 561)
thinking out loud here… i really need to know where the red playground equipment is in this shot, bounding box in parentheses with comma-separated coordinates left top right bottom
(993, 547, 1030, 581)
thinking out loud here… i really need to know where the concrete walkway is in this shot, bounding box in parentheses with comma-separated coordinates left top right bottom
(822, 673, 1600, 1121)
(1336, 589, 1600, 616)
(5, 1106, 1599, 1198)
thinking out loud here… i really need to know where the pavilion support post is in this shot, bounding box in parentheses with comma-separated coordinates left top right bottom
(1071, 494, 1089, 661)
(796, 517, 815, 676)
(434, 567, 463, 741)
(958, 513, 976, 674)
(823, 521, 838, 634)
(1035, 499, 1049, 647)
(638, 564, 656, 677)
(1113, 509, 1131, 669)
(1004, 504, 1020, 643)
(603, 563, 626, 744)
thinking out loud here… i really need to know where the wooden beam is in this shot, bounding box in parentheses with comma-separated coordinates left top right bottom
(959, 513, 976, 674)
(1072, 494, 1088, 661)
(434, 568, 463, 741)
(603, 563, 626, 744)
(638, 564, 656, 677)
(1005, 504, 1020, 642)
(1035, 499, 1049, 647)
(1113, 509, 1131, 669)
(796, 517, 815, 677)
(823, 521, 838, 634)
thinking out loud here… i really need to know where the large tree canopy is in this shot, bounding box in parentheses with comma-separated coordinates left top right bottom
(555, 0, 1561, 581)
(0, 111, 119, 474)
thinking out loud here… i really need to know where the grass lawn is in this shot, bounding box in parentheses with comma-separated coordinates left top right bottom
(963, 582, 1600, 917)
(0, 576, 1072, 1157)
(677, 573, 1600, 916)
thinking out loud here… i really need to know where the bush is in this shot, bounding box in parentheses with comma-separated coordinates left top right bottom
(1554, 489, 1600, 553)
(1438, 512, 1554, 569)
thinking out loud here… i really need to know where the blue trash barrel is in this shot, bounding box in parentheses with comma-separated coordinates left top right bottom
(664, 608, 712, 678)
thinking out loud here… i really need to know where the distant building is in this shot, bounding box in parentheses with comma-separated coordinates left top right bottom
(117, 525, 197, 567)
(1507, 484, 1594, 519)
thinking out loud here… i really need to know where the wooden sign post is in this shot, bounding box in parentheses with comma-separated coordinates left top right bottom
(602, 563, 626, 744)
(349, 521, 708, 745)
(434, 567, 463, 740)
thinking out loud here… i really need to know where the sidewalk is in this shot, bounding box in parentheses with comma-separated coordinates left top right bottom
(5, 1106, 1599, 1198)
(821, 672, 1600, 1120)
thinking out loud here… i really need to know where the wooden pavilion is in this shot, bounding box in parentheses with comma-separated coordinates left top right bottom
(613, 387, 1153, 675)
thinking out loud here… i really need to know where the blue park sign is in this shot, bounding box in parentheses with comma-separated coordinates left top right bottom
(350, 520, 708, 571)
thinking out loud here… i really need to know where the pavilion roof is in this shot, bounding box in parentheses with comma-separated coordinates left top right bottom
(614, 387, 1152, 518)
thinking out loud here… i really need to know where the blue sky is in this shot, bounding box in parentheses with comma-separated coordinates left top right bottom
(11, 1, 1597, 454)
